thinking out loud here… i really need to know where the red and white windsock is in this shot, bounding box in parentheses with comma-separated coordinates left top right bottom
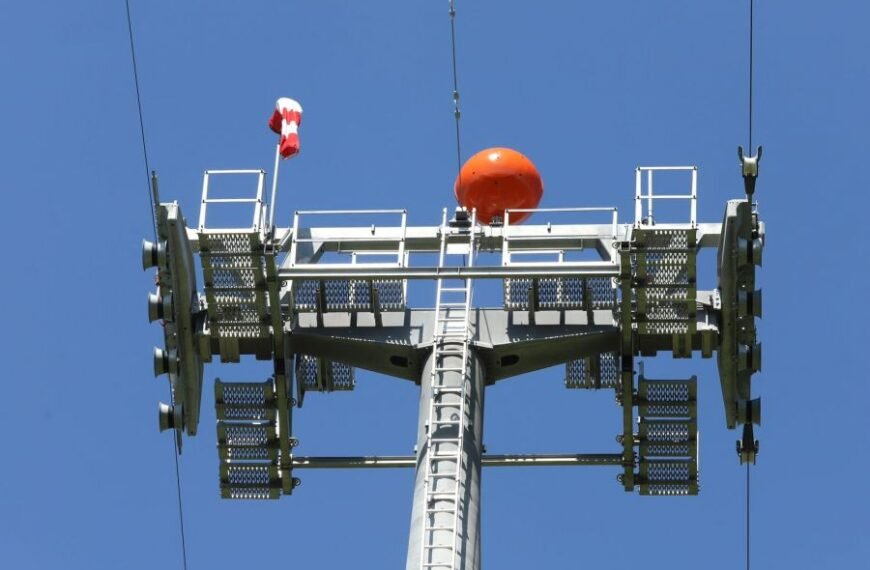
(268, 97, 303, 159)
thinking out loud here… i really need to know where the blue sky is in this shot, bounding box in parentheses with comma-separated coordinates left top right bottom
(1, 1, 868, 568)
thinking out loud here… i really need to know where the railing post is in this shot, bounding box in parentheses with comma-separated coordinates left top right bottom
(198, 171, 211, 231)
(647, 168, 654, 225)
(634, 168, 642, 225)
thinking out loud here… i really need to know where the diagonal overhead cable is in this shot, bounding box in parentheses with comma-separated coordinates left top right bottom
(448, 1, 463, 192)
(125, 2, 189, 569)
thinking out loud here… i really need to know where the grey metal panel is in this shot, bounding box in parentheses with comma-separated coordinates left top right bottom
(632, 228, 698, 338)
(199, 231, 271, 344)
(565, 351, 620, 389)
(289, 329, 425, 383)
(637, 379, 697, 418)
(480, 321, 620, 383)
(637, 459, 699, 496)
(638, 419, 698, 457)
(214, 377, 288, 499)
(289, 310, 621, 384)
(219, 463, 282, 500)
(292, 278, 405, 312)
(295, 354, 355, 393)
(157, 203, 204, 438)
(635, 375, 699, 496)
(503, 276, 616, 311)
(215, 379, 277, 421)
(716, 200, 762, 429)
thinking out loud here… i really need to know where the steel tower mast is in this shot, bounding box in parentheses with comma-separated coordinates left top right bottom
(142, 154, 764, 569)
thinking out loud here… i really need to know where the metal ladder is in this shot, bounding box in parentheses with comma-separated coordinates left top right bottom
(420, 209, 477, 570)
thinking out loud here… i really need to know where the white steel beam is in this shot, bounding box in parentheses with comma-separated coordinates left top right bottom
(291, 454, 624, 469)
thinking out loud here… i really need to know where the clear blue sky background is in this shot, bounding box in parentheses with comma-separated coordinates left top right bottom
(1, 1, 868, 568)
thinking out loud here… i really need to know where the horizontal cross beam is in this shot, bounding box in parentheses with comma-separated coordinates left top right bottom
(291, 453, 624, 469)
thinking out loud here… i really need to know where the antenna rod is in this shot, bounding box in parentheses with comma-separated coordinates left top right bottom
(269, 142, 281, 230)
(151, 171, 161, 219)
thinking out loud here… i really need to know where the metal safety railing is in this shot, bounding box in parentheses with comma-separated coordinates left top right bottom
(198, 169, 267, 233)
(286, 209, 408, 269)
(502, 207, 620, 266)
(634, 166, 698, 227)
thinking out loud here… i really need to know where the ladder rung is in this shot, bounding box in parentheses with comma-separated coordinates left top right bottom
(439, 287, 467, 292)
(426, 506, 457, 513)
(428, 458, 460, 465)
(434, 367, 465, 373)
(429, 458, 460, 465)
(429, 446, 461, 452)
(423, 525, 458, 532)
(430, 445, 462, 453)
(431, 419, 461, 426)
(429, 435, 462, 443)
(426, 492, 457, 500)
(432, 386, 464, 393)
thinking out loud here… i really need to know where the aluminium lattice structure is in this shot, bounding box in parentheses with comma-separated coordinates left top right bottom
(142, 150, 764, 570)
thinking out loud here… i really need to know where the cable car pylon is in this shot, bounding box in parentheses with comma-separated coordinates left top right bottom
(140, 101, 764, 570)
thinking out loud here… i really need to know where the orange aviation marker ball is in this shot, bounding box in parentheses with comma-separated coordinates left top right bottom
(454, 147, 543, 225)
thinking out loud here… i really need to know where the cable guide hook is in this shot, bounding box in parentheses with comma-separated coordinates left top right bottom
(737, 423, 759, 465)
(738, 145, 762, 199)
(736, 398, 761, 465)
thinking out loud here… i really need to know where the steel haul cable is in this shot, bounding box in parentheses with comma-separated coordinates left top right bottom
(448, 0, 463, 193)
(749, 0, 755, 151)
(745, 3, 756, 570)
(746, 462, 751, 570)
(126, 0, 156, 240)
(125, 2, 190, 569)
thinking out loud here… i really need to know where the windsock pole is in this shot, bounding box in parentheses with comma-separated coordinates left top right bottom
(269, 142, 281, 230)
